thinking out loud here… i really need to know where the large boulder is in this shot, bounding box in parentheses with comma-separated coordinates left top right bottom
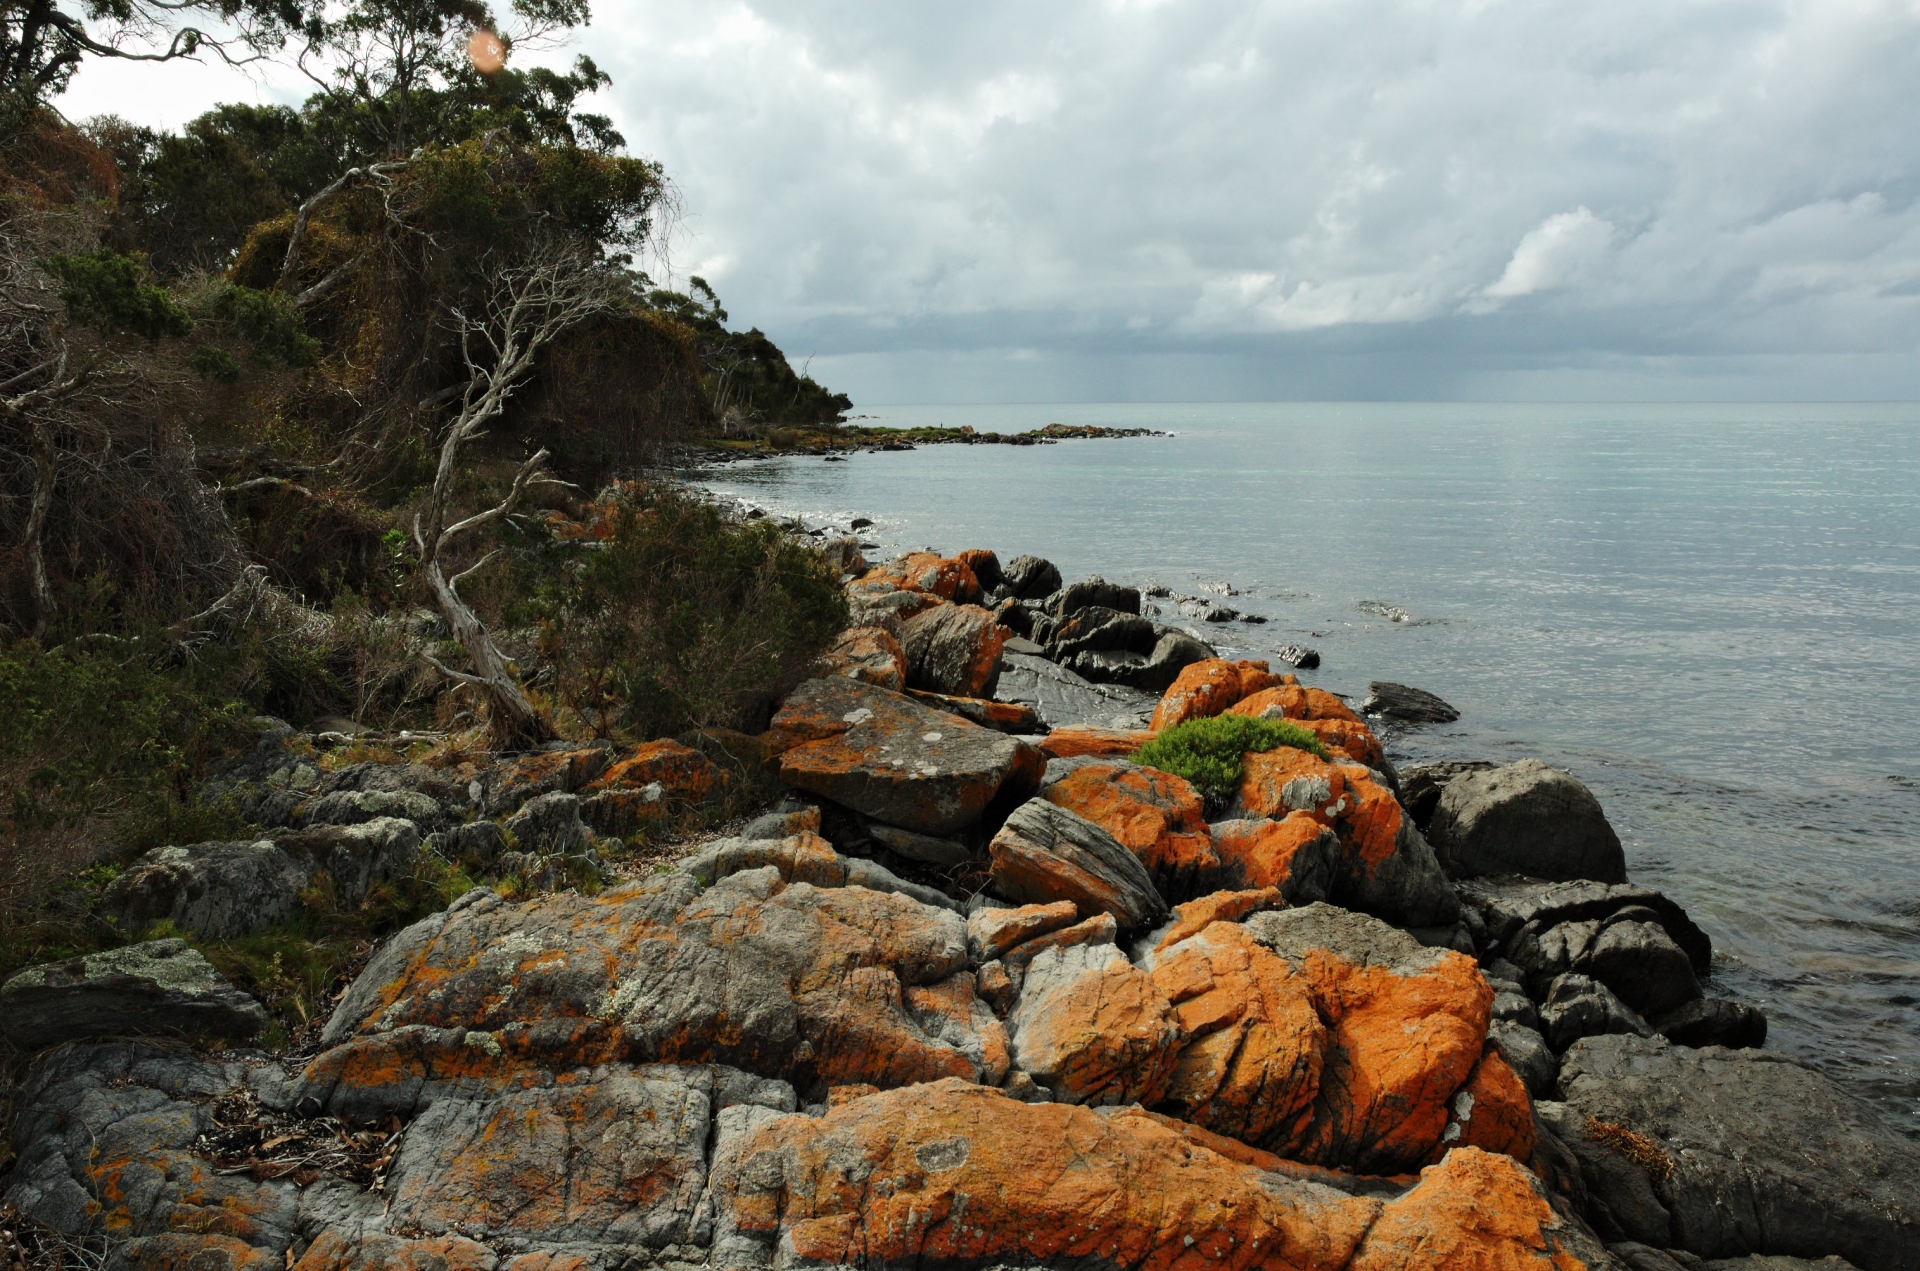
(769, 677, 1042, 836)
(1556, 1033, 1920, 1270)
(999, 553, 1061, 599)
(1051, 575, 1140, 617)
(708, 1081, 1605, 1271)
(100, 839, 311, 939)
(1427, 759, 1627, 883)
(859, 552, 982, 603)
(901, 602, 1006, 697)
(0, 940, 268, 1050)
(987, 798, 1167, 930)
(270, 817, 422, 909)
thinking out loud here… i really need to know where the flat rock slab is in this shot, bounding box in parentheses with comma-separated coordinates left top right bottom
(1556, 1033, 1920, 1270)
(994, 651, 1156, 730)
(770, 677, 1042, 836)
(0, 939, 269, 1050)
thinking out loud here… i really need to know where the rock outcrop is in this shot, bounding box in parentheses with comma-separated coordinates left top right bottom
(0, 939, 269, 1050)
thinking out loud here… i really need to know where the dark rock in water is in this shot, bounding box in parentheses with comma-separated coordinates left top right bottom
(1429, 760, 1628, 884)
(100, 839, 309, 939)
(850, 516, 874, 529)
(1578, 909, 1702, 1019)
(1488, 1019, 1558, 1097)
(993, 651, 1155, 731)
(1653, 996, 1767, 1049)
(1052, 576, 1140, 618)
(1398, 760, 1495, 831)
(1274, 644, 1320, 668)
(1456, 875, 1712, 976)
(1361, 681, 1460, 723)
(1557, 1033, 1920, 1270)
(1177, 597, 1237, 622)
(1539, 972, 1654, 1051)
(1239, 613, 1268, 624)
(1000, 554, 1062, 600)
(1041, 604, 1155, 661)
(0, 939, 269, 1049)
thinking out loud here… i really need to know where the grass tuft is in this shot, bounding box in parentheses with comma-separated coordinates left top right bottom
(1132, 713, 1328, 801)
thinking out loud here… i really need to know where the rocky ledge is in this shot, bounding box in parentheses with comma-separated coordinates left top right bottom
(3, 545, 1914, 1271)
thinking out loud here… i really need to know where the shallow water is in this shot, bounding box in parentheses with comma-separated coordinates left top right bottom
(695, 401, 1920, 1137)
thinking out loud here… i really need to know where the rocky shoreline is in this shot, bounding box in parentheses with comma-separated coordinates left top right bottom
(3, 540, 1916, 1271)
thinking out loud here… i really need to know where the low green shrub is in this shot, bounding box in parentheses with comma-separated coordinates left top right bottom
(537, 487, 848, 740)
(1132, 713, 1329, 801)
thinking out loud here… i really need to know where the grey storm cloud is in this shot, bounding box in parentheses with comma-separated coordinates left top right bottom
(587, 0, 1920, 400)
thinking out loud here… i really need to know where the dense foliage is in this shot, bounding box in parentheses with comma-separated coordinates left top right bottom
(1133, 714, 1330, 801)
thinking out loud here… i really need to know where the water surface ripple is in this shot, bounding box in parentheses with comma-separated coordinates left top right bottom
(696, 402, 1920, 1136)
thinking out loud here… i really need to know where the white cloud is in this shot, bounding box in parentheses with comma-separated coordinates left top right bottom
(51, 0, 1920, 400)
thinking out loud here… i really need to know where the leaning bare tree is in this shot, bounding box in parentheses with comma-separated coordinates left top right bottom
(412, 237, 618, 746)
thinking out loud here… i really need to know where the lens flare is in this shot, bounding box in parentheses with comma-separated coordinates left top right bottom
(467, 30, 505, 74)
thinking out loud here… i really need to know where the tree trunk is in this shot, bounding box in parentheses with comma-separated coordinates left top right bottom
(23, 419, 57, 641)
(423, 554, 550, 748)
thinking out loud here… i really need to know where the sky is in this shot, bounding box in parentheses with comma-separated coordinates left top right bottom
(57, 0, 1920, 404)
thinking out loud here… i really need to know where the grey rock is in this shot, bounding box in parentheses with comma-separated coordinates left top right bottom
(1429, 760, 1628, 883)
(1178, 596, 1239, 622)
(1559, 1034, 1920, 1270)
(1540, 972, 1655, 1051)
(676, 833, 960, 912)
(1399, 760, 1496, 831)
(1043, 604, 1156, 661)
(0, 939, 269, 1049)
(1274, 643, 1321, 669)
(1329, 813, 1461, 929)
(1488, 1019, 1558, 1097)
(100, 839, 309, 939)
(1654, 996, 1768, 1050)
(1360, 681, 1460, 723)
(1701, 1258, 1862, 1270)
(1536, 1099, 1674, 1247)
(384, 1065, 714, 1251)
(3, 1042, 297, 1255)
(709, 1103, 802, 1269)
(1606, 1244, 1699, 1271)
(867, 821, 976, 867)
(988, 798, 1167, 930)
(426, 818, 510, 864)
(994, 651, 1155, 730)
(503, 790, 594, 855)
(1584, 912, 1702, 1019)
(273, 816, 422, 908)
(1243, 901, 1450, 972)
(1001, 554, 1062, 600)
(1493, 988, 1542, 1030)
(820, 535, 868, 574)
(1052, 576, 1140, 617)
(300, 786, 443, 829)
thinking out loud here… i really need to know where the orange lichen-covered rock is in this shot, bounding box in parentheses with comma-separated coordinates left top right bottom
(291, 1232, 501, 1271)
(708, 1079, 1384, 1271)
(1148, 658, 1282, 731)
(901, 602, 1006, 697)
(123, 1234, 283, 1271)
(585, 740, 725, 804)
(1349, 1146, 1604, 1270)
(480, 747, 609, 816)
(770, 677, 1043, 836)
(1239, 749, 1456, 927)
(860, 551, 982, 603)
(819, 625, 907, 691)
(966, 900, 1080, 961)
(1207, 814, 1338, 902)
(1433, 1047, 1536, 1163)
(1147, 922, 1325, 1147)
(1038, 726, 1155, 759)
(954, 548, 1001, 591)
(1005, 944, 1183, 1106)
(907, 689, 1041, 734)
(1150, 887, 1286, 953)
(295, 871, 995, 1114)
(987, 799, 1166, 930)
(1247, 905, 1496, 1174)
(1231, 683, 1364, 725)
(1001, 912, 1118, 969)
(1039, 759, 1218, 900)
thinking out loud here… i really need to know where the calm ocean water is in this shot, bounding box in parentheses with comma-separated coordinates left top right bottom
(695, 402, 1920, 1136)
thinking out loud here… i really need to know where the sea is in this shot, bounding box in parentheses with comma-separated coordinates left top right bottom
(693, 401, 1920, 1138)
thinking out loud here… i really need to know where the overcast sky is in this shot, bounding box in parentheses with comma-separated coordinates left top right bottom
(60, 1, 1920, 403)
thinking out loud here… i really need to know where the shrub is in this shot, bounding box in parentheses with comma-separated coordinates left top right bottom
(1133, 713, 1329, 801)
(537, 487, 847, 740)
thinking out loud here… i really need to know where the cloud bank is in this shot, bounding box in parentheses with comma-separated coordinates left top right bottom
(60, 1, 1920, 401)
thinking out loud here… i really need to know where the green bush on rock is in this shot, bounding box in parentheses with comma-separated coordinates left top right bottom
(1133, 713, 1328, 800)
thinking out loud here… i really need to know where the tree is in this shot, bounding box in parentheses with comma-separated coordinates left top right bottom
(1, 0, 311, 119)
(411, 235, 618, 744)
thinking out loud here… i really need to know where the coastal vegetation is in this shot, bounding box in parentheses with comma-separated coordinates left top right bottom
(1130, 712, 1328, 800)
